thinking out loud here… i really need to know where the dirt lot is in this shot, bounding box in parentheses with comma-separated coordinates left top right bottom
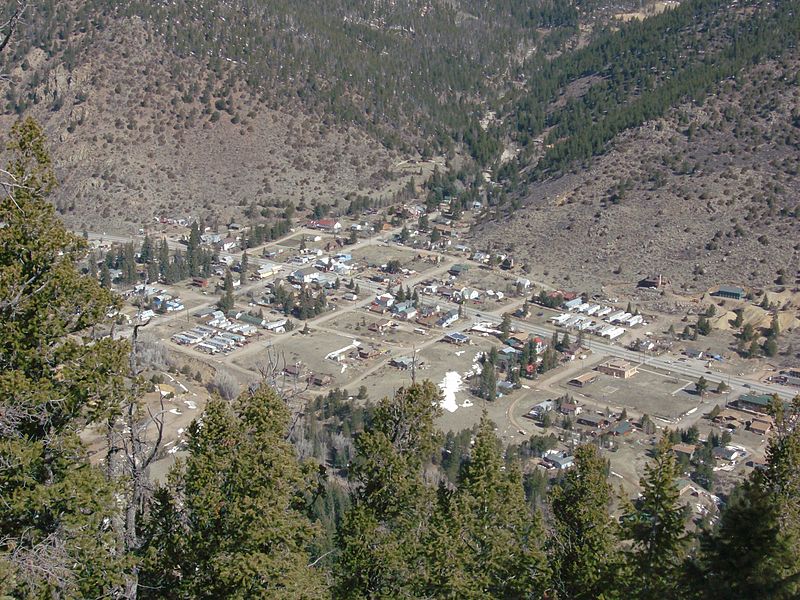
(555, 367, 702, 421)
(352, 245, 438, 273)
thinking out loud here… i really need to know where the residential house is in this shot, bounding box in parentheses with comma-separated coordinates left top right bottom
(672, 443, 696, 462)
(748, 418, 772, 436)
(390, 356, 415, 370)
(443, 332, 469, 345)
(289, 266, 319, 285)
(560, 402, 583, 416)
(611, 421, 633, 436)
(448, 264, 470, 277)
(577, 414, 610, 430)
(392, 301, 417, 321)
(312, 219, 342, 233)
(436, 310, 459, 328)
(544, 452, 574, 470)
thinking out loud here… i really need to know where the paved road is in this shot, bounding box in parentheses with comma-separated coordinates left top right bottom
(413, 296, 798, 403)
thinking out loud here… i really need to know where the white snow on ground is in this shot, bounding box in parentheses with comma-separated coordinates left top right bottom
(169, 408, 182, 415)
(183, 400, 197, 410)
(439, 371, 463, 413)
(461, 398, 474, 408)
(454, 350, 465, 357)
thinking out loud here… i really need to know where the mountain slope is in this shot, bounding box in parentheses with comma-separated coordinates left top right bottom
(474, 51, 800, 292)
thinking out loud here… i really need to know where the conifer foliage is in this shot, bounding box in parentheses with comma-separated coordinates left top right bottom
(138, 385, 326, 599)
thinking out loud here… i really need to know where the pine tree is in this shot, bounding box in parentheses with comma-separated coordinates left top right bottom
(139, 386, 326, 598)
(695, 376, 708, 397)
(550, 444, 621, 600)
(424, 415, 550, 597)
(623, 437, 688, 599)
(479, 361, 497, 401)
(693, 397, 800, 599)
(0, 118, 128, 597)
(335, 382, 442, 598)
(219, 268, 235, 312)
(500, 312, 511, 341)
(240, 250, 248, 283)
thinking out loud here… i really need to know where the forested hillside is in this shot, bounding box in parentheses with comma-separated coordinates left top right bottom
(0, 0, 679, 233)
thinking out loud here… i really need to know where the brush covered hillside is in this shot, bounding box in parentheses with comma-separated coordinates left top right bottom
(478, 50, 800, 292)
(471, 0, 800, 290)
(0, 0, 644, 232)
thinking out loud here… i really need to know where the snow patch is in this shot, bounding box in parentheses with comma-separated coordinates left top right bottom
(439, 371, 463, 413)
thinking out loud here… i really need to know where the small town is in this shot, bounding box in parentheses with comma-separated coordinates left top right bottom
(4, 1, 800, 596)
(85, 202, 799, 511)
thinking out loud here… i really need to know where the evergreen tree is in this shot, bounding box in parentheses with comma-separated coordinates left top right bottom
(139, 385, 326, 598)
(335, 382, 442, 598)
(500, 312, 511, 341)
(479, 361, 497, 401)
(0, 118, 128, 597)
(624, 437, 688, 599)
(695, 376, 709, 397)
(424, 414, 550, 597)
(219, 268, 235, 312)
(240, 250, 249, 284)
(550, 444, 621, 600)
(692, 396, 800, 599)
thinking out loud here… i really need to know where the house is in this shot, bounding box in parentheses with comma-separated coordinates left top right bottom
(444, 332, 469, 345)
(748, 418, 772, 436)
(596, 360, 638, 379)
(448, 264, 470, 277)
(434, 224, 453, 237)
(515, 277, 532, 291)
(237, 313, 266, 328)
(733, 393, 773, 414)
(264, 319, 288, 333)
(289, 266, 319, 285)
(358, 346, 381, 360)
(676, 478, 697, 496)
(672, 443, 697, 461)
(309, 373, 334, 387)
(284, 363, 306, 378)
(712, 285, 746, 300)
(220, 237, 238, 252)
(457, 288, 481, 302)
(563, 297, 584, 310)
(560, 402, 582, 416)
(368, 320, 393, 334)
(391, 300, 416, 320)
(577, 414, 610, 429)
(712, 446, 743, 462)
(374, 293, 395, 309)
(471, 251, 490, 263)
(312, 219, 342, 233)
(568, 372, 598, 388)
(544, 453, 575, 470)
(638, 274, 667, 288)
(611, 421, 633, 436)
(436, 310, 459, 328)
(524, 400, 555, 420)
(390, 356, 415, 370)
